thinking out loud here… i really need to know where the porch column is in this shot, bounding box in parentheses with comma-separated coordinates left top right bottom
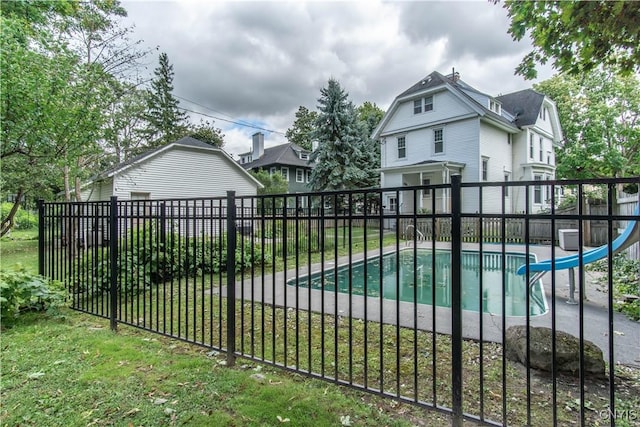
(442, 168, 451, 213)
(419, 171, 424, 211)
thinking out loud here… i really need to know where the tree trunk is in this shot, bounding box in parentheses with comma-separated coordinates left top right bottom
(0, 188, 24, 237)
(75, 175, 83, 203)
(64, 165, 71, 202)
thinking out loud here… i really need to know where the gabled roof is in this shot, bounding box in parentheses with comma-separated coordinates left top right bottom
(241, 142, 312, 170)
(396, 71, 450, 98)
(372, 71, 520, 139)
(91, 136, 262, 187)
(496, 89, 545, 127)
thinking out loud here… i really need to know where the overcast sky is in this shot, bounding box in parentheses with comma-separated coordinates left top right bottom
(121, 0, 555, 158)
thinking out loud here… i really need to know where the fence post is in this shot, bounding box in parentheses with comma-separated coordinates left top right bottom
(38, 199, 45, 276)
(450, 174, 463, 426)
(109, 196, 119, 332)
(226, 191, 237, 367)
(159, 202, 166, 246)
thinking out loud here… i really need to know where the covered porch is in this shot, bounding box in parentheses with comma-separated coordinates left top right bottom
(381, 161, 465, 214)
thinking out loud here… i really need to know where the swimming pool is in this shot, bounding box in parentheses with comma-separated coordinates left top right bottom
(288, 249, 547, 316)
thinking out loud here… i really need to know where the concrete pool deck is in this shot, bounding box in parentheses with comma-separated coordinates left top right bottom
(222, 242, 640, 367)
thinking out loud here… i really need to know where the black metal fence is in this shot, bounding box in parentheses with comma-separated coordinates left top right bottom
(39, 177, 640, 426)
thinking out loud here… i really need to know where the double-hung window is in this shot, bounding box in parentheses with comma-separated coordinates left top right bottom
(434, 128, 444, 154)
(482, 158, 489, 181)
(539, 137, 544, 161)
(397, 136, 406, 159)
(389, 197, 397, 212)
(529, 134, 534, 159)
(413, 96, 434, 114)
(413, 99, 422, 114)
(296, 168, 304, 183)
(534, 175, 542, 204)
(423, 95, 433, 112)
(281, 167, 289, 181)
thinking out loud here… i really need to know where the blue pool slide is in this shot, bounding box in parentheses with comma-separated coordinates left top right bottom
(516, 205, 639, 276)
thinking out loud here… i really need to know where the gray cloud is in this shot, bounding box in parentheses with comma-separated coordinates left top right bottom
(398, 1, 526, 62)
(121, 0, 554, 157)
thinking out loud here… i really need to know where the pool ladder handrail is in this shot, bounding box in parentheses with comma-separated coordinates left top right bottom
(527, 272, 548, 314)
(404, 224, 425, 246)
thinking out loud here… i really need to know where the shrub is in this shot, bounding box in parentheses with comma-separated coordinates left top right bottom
(0, 265, 66, 325)
(589, 254, 640, 321)
(77, 221, 271, 293)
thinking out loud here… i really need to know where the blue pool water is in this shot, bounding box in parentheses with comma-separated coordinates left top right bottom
(288, 249, 547, 316)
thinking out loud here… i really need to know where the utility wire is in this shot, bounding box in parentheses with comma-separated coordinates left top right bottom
(175, 95, 286, 136)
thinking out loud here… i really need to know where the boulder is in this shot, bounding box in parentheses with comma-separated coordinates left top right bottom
(505, 325, 604, 377)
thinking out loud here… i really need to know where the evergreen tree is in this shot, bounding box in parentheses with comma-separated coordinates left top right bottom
(143, 52, 188, 147)
(309, 79, 378, 191)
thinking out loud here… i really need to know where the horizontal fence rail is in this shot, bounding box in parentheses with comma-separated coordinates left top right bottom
(40, 177, 640, 426)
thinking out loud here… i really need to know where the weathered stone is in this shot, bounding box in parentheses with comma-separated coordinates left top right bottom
(505, 325, 604, 377)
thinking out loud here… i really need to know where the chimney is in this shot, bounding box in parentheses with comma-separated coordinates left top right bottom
(252, 132, 264, 159)
(311, 140, 319, 152)
(446, 67, 460, 83)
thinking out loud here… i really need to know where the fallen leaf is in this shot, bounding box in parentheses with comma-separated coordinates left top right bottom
(27, 372, 45, 379)
(340, 415, 352, 426)
(124, 408, 140, 417)
(276, 415, 290, 423)
(153, 398, 168, 405)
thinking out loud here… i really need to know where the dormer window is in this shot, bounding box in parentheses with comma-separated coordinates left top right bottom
(539, 106, 547, 120)
(300, 152, 309, 160)
(489, 99, 501, 114)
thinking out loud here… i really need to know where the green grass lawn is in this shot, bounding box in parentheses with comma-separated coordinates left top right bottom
(0, 310, 451, 427)
(0, 229, 38, 273)
(3, 229, 640, 426)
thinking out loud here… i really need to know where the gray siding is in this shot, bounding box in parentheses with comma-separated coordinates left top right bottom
(383, 90, 474, 135)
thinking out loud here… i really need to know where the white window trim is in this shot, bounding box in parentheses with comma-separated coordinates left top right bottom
(413, 95, 434, 114)
(281, 167, 289, 181)
(397, 136, 406, 159)
(504, 173, 510, 197)
(305, 170, 311, 183)
(433, 127, 444, 155)
(423, 95, 434, 112)
(388, 196, 397, 212)
(539, 136, 544, 161)
(296, 168, 304, 183)
(529, 133, 535, 159)
(269, 167, 277, 175)
(534, 175, 543, 204)
(481, 157, 489, 181)
(489, 99, 501, 114)
(413, 99, 422, 115)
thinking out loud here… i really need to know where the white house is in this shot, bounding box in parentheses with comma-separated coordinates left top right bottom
(81, 136, 263, 202)
(372, 70, 563, 214)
